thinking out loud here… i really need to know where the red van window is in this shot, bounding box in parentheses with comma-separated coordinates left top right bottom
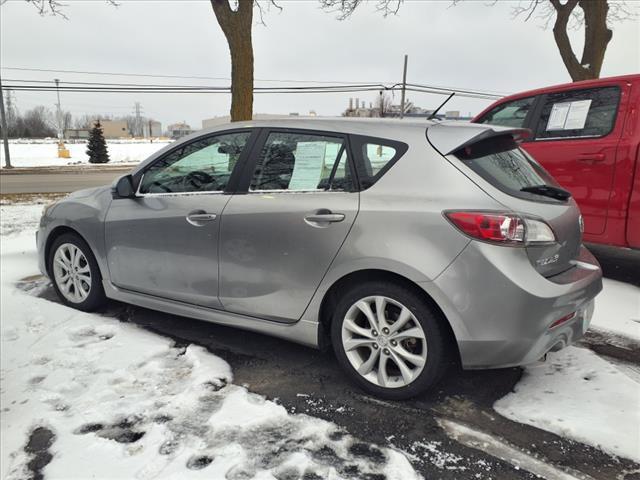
(476, 97, 535, 128)
(533, 86, 620, 140)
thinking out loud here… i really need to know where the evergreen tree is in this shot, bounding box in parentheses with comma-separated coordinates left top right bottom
(86, 121, 110, 164)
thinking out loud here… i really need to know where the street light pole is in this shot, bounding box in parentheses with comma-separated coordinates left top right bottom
(54, 78, 63, 139)
(0, 75, 12, 169)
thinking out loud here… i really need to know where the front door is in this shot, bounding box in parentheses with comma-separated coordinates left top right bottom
(104, 131, 253, 308)
(523, 85, 626, 236)
(219, 130, 359, 321)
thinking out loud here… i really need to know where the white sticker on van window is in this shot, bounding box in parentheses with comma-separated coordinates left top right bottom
(546, 99, 592, 130)
(546, 103, 571, 130)
(564, 99, 592, 129)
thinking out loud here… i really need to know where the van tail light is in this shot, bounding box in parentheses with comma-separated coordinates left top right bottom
(444, 211, 555, 246)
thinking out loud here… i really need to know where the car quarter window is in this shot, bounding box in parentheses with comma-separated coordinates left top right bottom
(476, 97, 535, 128)
(139, 131, 251, 194)
(249, 132, 353, 192)
(533, 86, 621, 140)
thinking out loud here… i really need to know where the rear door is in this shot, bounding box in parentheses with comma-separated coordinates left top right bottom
(522, 85, 626, 236)
(218, 129, 359, 322)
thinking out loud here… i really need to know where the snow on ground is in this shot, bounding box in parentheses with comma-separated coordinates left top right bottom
(0, 140, 171, 168)
(494, 346, 640, 463)
(591, 278, 640, 340)
(0, 204, 420, 480)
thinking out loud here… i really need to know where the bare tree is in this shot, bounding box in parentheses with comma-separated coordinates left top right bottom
(17, 106, 56, 138)
(454, 0, 636, 81)
(13, 0, 118, 19)
(320, 0, 403, 20)
(376, 91, 393, 117)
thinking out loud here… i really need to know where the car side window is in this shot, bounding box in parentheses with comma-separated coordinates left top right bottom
(476, 97, 535, 128)
(139, 132, 251, 194)
(249, 132, 353, 192)
(533, 86, 621, 140)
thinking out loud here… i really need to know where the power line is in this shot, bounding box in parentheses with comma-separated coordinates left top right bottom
(0, 66, 395, 86)
(3, 83, 502, 100)
(1, 66, 511, 95)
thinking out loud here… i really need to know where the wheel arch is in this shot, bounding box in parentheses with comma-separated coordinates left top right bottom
(44, 226, 97, 277)
(317, 269, 461, 364)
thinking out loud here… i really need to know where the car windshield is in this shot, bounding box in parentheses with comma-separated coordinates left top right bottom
(454, 135, 562, 201)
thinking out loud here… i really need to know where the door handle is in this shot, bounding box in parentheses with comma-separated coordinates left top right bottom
(576, 153, 605, 163)
(186, 212, 217, 226)
(304, 212, 345, 225)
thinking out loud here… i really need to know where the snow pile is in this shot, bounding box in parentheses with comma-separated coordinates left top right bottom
(0, 141, 171, 168)
(494, 346, 640, 463)
(0, 205, 420, 480)
(591, 278, 640, 341)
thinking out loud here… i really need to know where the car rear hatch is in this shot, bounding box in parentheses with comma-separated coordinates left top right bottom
(427, 122, 582, 278)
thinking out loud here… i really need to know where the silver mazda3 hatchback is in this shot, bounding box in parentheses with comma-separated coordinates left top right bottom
(37, 119, 602, 399)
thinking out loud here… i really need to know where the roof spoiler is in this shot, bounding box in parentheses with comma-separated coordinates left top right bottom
(426, 121, 531, 156)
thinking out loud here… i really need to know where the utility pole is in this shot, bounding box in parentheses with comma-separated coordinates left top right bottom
(134, 102, 142, 137)
(400, 54, 408, 120)
(0, 75, 12, 168)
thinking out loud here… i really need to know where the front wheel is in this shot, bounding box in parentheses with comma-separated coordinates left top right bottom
(48, 233, 106, 312)
(331, 281, 449, 400)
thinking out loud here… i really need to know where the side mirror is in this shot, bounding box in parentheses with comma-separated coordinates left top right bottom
(112, 175, 136, 199)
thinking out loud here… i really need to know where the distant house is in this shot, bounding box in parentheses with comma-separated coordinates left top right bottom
(167, 122, 193, 139)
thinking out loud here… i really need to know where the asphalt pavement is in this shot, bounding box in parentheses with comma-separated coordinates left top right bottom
(27, 246, 640, 480)
(6, 167, 640, 478)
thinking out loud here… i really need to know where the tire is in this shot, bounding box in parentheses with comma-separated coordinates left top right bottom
(331, 281, 448, 400)
(48, 232, 107, 312)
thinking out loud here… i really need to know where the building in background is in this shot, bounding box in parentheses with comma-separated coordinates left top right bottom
(146, 120, 162, 138)
(342, 97, 472, 121)
(201, 112, 318, 130)
(167, 122, 193, 139)
(64, 128, 90, 140)
(98, 120, 130, 139)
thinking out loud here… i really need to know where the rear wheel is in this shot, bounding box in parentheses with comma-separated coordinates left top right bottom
(48, 233, 106, 312)
(331, 281, 448, 400)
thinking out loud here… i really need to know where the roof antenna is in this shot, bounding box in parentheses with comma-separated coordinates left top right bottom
(427, 92, 455, 120)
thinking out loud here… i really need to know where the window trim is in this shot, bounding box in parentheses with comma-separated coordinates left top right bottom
(475, 95, 539, 131)
(530, 85, 622, 142)
(235, 127, 360, 194)
(133, 128, 259, 196)
(349, 134, 409, 190)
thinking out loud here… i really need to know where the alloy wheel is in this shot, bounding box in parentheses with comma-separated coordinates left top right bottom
(53, 243, 92, 304)
(341, 295, 427, 389)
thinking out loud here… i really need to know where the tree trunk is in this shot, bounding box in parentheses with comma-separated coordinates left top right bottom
(211, 0, 254, 121)
(550, 0, 612, 82)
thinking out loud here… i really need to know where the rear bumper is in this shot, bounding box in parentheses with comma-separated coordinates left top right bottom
(428, 242, 602, 369)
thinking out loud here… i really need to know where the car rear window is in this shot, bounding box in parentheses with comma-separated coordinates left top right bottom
(454, 134, 562, 202)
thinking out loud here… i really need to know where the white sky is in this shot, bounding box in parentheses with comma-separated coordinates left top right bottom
(1, 0, 638, 129)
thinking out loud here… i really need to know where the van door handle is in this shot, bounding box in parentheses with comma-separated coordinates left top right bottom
(577, 153, 605, 163)
(304, 211, 345, 225)
(186, 212, 217, 226)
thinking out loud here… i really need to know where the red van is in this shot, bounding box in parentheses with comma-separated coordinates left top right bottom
(473, 74, 640, 249)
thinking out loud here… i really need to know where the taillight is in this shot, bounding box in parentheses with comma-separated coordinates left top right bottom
(444, 211, 555, 246)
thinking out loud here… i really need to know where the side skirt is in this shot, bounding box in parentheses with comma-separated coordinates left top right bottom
(102, 280, 320, 348)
